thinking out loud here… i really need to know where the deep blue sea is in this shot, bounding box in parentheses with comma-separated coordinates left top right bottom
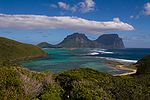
(21, 48, 150, 75)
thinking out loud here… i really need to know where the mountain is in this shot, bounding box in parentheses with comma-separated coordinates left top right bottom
(37, 33, 125, 49)
(0, 37, 47, 63)
(58, 33, 124, 48)
(37, 42, 60, 48)
(58, 33, 100, 48)
(95, 34, 125, 49)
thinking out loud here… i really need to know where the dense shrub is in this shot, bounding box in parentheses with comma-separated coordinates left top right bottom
(136, 55, 150, 74)
(0, 66, 63, 100)
(56, 68, 150, 100)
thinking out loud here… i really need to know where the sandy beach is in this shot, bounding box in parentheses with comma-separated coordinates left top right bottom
(105, 60, 137, 76)
(113, 65, 137, 76)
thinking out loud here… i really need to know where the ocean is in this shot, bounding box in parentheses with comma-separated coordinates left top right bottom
(21, 48, 150, 75)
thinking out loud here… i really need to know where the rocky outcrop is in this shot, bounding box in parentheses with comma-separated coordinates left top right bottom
(58, 33, 100, 48)
(95, 34, 125, 49)
(38, 33, 125, 49)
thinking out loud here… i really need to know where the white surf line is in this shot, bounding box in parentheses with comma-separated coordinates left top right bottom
(99, 57, 137, 63)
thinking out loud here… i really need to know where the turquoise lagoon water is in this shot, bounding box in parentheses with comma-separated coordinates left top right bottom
(21, 48, 150, 75)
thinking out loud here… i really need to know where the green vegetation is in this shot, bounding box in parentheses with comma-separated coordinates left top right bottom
(136, 55, 150, 74)
(0, 65, 150, 100)
(56, 68, 150, 100)
(0, 37, 62, 100)
(0, 37, 47, 64)
(0, 65, 63, 100)
(1, 66, 150, 100)
(0, 37, 150, 100)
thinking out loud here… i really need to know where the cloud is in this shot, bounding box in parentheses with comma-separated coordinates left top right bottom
(130, 2, 150, 19)
(144, 2, 150, 15)
(51, 0, 95, 13)
(0, 14, 134, 33)
(113, 17, 120, 23)
(130, 15, 140, 19)
(57, 2, 77, 12)
(130, 15, 134, 19)
(78, 0, 95, 13)
(58, 2, 70, 10)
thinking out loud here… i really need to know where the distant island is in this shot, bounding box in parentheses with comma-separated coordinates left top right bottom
(37, 33, 125, 49)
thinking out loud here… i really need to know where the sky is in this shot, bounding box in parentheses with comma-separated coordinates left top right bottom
(0, 0, 150, 48)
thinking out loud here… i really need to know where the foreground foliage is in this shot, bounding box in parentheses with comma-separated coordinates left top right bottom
(0, 65, 150, 100)
(56, 68, 150, 100)
(0, 65, 63, 100)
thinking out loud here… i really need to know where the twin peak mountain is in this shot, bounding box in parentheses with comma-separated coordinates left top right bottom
(37, 33, 125, 49)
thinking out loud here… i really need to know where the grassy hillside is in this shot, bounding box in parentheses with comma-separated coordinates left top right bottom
(0, 37, 47, 63)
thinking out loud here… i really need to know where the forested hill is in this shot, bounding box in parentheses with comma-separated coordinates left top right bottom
(0, 37, 47, 63)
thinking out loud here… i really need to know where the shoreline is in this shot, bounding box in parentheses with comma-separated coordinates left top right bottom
(113, 65, 137, 76)
(105, 60, 137, 76)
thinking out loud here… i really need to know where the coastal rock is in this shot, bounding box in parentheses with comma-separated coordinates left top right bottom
(95, 34, 125, 49)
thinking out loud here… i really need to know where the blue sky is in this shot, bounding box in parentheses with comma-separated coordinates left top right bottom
(0, 0, 150, 48)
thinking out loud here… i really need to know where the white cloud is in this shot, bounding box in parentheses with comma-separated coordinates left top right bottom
(144, 2, 150, 15)
(113, 17, 120, 23)
(129, 15, 140, 19)
(52, 0, 95, 13)
(78, 0, 95, 13)
(130, 2, 150, 19)
(58, 2, 70, 10)
(130, 15, 134, 19)
(0, 14, 134, 33)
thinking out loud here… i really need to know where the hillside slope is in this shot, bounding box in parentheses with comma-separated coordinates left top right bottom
(0, 57, 150, 99)
(56, 68, 150, 100)
(0, 37, 47, 63)
(136, 55, 150, 74)
(37, 42, 60, 48)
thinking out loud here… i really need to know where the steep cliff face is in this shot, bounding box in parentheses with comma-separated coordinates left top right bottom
(38, 33, 125, 49)
(96, 34, 125, 49)
(58, 33, 99, 48)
